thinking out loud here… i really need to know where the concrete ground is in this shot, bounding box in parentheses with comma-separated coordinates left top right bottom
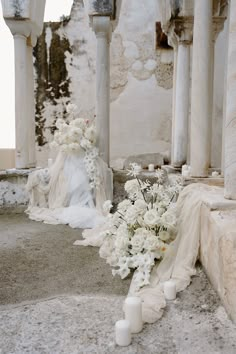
(0, 214, 236, 354)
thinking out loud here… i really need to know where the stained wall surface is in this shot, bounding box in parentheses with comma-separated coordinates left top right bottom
(34, 0, 173, 167)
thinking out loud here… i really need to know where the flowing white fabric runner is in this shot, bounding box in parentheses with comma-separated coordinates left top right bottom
(75, 183, 224, 323)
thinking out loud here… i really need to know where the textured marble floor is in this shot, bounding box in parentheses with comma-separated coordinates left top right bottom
(0, 214, 236, 354)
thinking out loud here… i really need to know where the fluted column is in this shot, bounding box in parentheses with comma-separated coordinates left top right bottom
(92, 16, 111, 166)
(224, 1, 236, 199)
(190, 0, 213, 177)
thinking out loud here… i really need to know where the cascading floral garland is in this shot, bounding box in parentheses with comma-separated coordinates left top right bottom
(50, 104, 100, 189)
(100, 163, 182, 290)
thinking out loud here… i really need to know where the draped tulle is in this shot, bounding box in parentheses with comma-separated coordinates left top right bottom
(25, 151, 111, 229)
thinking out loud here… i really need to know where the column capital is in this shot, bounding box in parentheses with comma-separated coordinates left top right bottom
(88, 0, 115, 19)
(212, 16, 227, 42)
(92, 16, 112, 41)
(166, 17, 193, 48)
(173, 17, 193, 45)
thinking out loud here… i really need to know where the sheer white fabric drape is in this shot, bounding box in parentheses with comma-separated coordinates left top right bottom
(26, 151, 111, 229)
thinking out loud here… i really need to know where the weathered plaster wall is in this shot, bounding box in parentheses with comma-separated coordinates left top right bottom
(110, 0, 173, 162)
(34, 0, 173, 167)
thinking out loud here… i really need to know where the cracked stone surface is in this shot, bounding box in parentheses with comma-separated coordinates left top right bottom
(0, 214, 236, 353)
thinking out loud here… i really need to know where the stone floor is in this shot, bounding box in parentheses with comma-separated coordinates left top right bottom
(0, 214, 236, 354)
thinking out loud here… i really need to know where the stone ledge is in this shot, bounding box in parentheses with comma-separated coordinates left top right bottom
(182, 176, 224, 187)
(200, 207, 236, 322)
(0, 168, 37, 178)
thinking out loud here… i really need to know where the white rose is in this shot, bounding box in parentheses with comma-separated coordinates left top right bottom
(124, 179, 140, 196)
(144, 235, 159, 251)
(130, 234, 145, 254)
(115, 236, 129, 252)
(134, 199, 147, 214)
(134, 228, 151, 238)
(161, 211, 177, 227)
(69, 142, 80, 151)
(144, 209, 160, 226)
(125, 205, 139, 224)
(70, 118, 86, 130)
(159, 230, 171, 241)
(80, 138, 92, 150)
(118, 199, 132, 213)
(116, 224, 129, 238)
(60, 124, 70, 134)
(55, 118, 65, 129)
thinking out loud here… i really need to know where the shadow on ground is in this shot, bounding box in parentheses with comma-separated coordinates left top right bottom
(0, 214, 130, 305)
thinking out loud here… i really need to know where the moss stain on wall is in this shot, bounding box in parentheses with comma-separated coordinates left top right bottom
(34, 21, 72, 146)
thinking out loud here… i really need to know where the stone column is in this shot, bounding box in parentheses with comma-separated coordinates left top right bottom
(210, 18, 225, 169)
(93, 16, 111, 166)
(224, 1, 236, 199)
(168, 32, 178, 167)
(14, 34, 29, 169)
(190, 0, 213, 177)
(27, 37, 36, 168)
(221, 19, 230, 177)
(172, 22, 192, 167)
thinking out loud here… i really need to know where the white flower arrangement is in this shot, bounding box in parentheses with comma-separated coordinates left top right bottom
(99, 163, 182, 290)
(50, 104, 99, 189)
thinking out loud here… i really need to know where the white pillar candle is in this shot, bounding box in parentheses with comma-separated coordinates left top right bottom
(124, 297, 143, 333)
(182, 164, 189, 172)
(212, 171, 219, 177)
(115, 320, 131, 347)
(182, 170, 190, 178)
(164, 280, 176, 300)
(148, 164, 155, 172)
(48, 158, 53, 168)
